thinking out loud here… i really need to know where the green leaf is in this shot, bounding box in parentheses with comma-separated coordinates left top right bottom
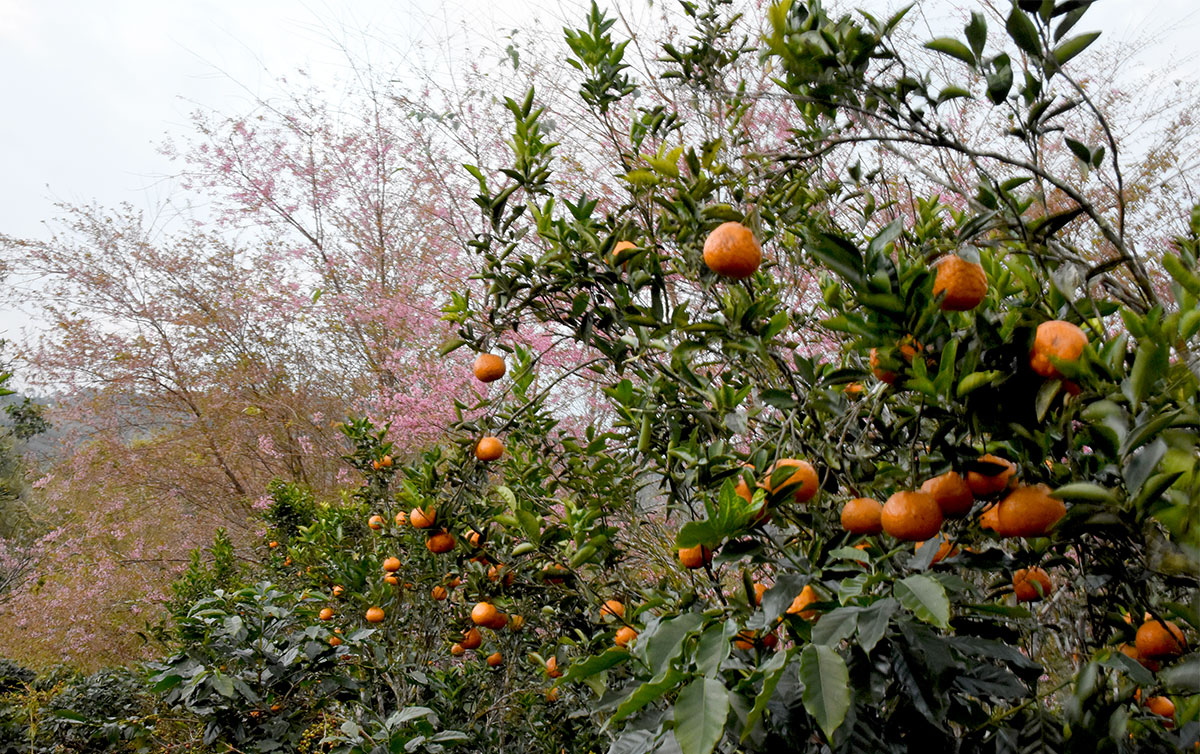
(562, 647, 630, 682)
(613, 666, 685, 722)
(676, 520, 720, 550)
(210, 672, 235, 699)
(1052, 31, 1100, 65)
(646, 613, 704, 677)
(439, 338, 468, 356)
(1065, 138, 1093, 164)
(965, 12, 987, 58)
(741, 648, 788, 741)
(673, 677, 730, 754)
(895, 575, 951, 628)
(812, 607, 859, 646)
(856, 598, 898, 653)
(696, 619, 736, 677)
(986, 54, 1013, 104)
(1052, 482, 1119, 504)
(1006, 6, 1041, 58)
(800, 644, 850, 741)
(924, 38, 976, 66)
(957, 370, 1003, 397)
(937, 86, 971, 104)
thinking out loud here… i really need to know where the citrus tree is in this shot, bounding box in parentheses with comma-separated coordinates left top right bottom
(145, 1, 1198, 752)
(405, 0, 1198, 751)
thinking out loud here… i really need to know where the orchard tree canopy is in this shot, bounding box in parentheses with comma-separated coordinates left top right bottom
(0, 0, 1198, 752)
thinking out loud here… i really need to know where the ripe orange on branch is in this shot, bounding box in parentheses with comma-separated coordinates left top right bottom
(992, 484, 1066, 537)
(764, 459, 819, 503)
(840, 497, 883, 534)
(410, 507, 436, 529)
(382, 557, 401, 573)
(966, 454, 1017, 497)
(1135, 619, 1187, 660)
(472, 602, 499, 627)
(614, 626, 639, 647)
(368, 515, 384, 530)
(787, 585, 820, 620)
(600, 600, 625, 620)
(365, 606, 385, 623)
(702, 221, 761, 279)
(921, 471, 974, 517)
(426, 531, 455, 553)
(932, 255, 987, 311)
(1013, 567, 1053, 602)
(1029, 320, 1087, 378)
(460, 628, 483, 650)
(881, 490, 943, 541)
(678, 544, 713, 569)
(472, 353, 506, 382)
(475, 437, 504, 461)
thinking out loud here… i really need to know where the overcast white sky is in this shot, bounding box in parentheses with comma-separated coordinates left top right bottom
(1, 0, 1196, 244)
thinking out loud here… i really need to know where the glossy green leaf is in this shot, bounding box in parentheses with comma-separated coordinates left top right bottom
(800, 644, 850, 741)
(895, 575, 951, 629)
(673, 677, 730, 754)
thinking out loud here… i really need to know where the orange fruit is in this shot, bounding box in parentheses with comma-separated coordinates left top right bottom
(446, 576, 462, 589)
(840, 497, 883, 534)
(733, 630, 759, 650)
(466, 530, 483, 548)
(319, 607, 334, 621)
(382, 557, 401, 572)
(1013, 567, 1053, 601)
(472, 602, 499, 626)
(1123, 641, 1161, 672)
(752, 583, 767, 606)
(473, 353, 506, 382)
(1135, 619, 1187, 660)
(486, 612, 509, 630)
(966, 454, 1017, 497)
(993, 484, 1066, 537)
(614, 626, 639, 647)
(329, 636, 342, 647)
(787, 585, 820, 620)
(268, 540, 278, 549)
(365, 606, 385, 623)
(546, 656, 562, 678)
(384, 574, 399, 585)
(394, 510, 408, 526)
(431, 586, 448, 601)
(869, 339, 921, 384)
(509, 615, 525, 631)
(461, 628, 483, 650)
(932, 255, 987, 311)
(921, 472, 974, 517)
(914, 539, 959, 564)
(380, 455, 392, 468)
(869, 348, 897, 384)
(541, 564, 570, 584)
(979, 503, 1001, 532)
(332, 585, 344, 598)
(612, 240, 638, 265)
(702, 221, 762, 279)
(881, 490, 943, 541)
(545, 687, 560, 703)
(1146, 696, 1175, 725)
(450, 643, 465, 656)
(601, 600, 625, 620)
(486, 651, 503, 667)
(764, 459, 819, 503)
(1030, 320, 1087, 378)
(368, 515, 384, 530)
(487, 564, 515, 586)
(426, 531, 455, 553)
(475, 436, 504, 461)
(843, 382, 865, 397)
(733, 462, 756, 503)
(410, 507, 436, 528)
(678, 543, 713, 569)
